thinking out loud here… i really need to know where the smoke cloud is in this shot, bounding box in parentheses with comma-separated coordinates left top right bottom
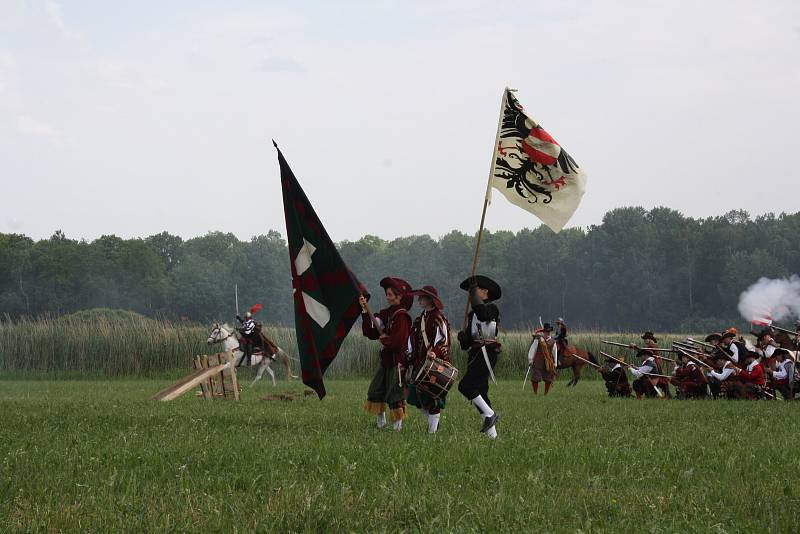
(738, 275, 800, 324)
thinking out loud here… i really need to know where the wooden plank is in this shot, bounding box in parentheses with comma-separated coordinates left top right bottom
(151, 362, 230, 401)
(227, 350, 240, 401)
(221, 351, 239, 401)
(196, 356, 213, 400)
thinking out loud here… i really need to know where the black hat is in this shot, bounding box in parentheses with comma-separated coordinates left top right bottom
(637, 349, 654, 359)
(541, 323, 554, 332)
(720, 331, 736, 340)
(704, 333, 722, 343)
(459, 275, 501, 302)
(774, 348, 790, 359)
(641, 332, 658, 343)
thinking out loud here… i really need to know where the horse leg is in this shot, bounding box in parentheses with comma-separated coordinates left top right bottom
(251, 358, 266, 387)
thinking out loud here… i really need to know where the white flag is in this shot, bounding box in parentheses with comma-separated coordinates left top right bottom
(489, 88, 587, 233)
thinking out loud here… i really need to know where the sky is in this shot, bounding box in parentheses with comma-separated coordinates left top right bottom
(1, 0, 798, 242)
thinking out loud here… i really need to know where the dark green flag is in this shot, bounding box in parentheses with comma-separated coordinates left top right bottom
(275, 142, 367, 399)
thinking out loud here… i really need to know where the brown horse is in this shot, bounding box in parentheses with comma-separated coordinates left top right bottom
(556, 343, 599, 386)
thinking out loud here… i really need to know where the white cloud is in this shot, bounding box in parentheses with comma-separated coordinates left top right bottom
(92, 59, 168, 91)
(16, 115, 61, 139)
(44, 0, 81, 40)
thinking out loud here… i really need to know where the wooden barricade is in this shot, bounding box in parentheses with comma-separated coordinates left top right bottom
(152, 350, 239, 402)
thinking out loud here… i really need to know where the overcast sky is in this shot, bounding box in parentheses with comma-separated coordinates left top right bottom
(1, 0, 798, 242)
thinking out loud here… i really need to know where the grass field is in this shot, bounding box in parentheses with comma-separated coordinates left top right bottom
(1, 376, 798, 532)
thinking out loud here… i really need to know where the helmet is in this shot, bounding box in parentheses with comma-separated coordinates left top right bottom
(245, 311, 252, 319)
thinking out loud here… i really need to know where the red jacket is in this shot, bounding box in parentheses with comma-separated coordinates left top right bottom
(738, 362, 766, 386)
(362, 305, 411, 368)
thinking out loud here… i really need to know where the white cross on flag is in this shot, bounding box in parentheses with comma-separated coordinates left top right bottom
(488, 88, 587, 233)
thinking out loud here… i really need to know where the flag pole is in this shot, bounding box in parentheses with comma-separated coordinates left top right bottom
(462, 87, 511, 329)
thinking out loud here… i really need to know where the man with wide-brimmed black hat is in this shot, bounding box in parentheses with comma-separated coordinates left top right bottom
(360, 277, 413, 431)
(640, 331, 671, 398)
(456, 274, 502, 439)
(599, 354, 631, 397)
(629, 349, 662, 399)
(407, 285, 452, 433)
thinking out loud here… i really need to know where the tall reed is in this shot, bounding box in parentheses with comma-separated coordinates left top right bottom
(0, 311, 697, 379)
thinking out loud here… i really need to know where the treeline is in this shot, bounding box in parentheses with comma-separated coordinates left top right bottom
(1, 207, 798, 331)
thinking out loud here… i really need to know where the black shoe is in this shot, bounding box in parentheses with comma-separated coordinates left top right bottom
(480, 413, 500, 433)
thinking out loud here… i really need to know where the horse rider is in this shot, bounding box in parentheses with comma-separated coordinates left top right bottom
(235, 305, 262, 367)
(555, 317, 568, 354)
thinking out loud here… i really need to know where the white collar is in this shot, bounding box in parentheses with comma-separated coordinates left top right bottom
(746, 360, 759, 372)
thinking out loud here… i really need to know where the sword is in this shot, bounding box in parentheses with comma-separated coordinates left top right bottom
(522, 364, 531, 389)
(481, 345, 497, 385)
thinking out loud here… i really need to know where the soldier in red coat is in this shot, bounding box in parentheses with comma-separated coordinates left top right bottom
(407, 286, 451, 433)
(670, 351, 708, 399)
(729, 351, 766, 399)
(360, 277, 413, 431)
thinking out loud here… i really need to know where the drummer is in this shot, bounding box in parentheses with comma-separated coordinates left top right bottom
(407, 285, 452, 433)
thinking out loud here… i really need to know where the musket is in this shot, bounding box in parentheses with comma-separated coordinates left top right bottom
(673, 347, 714, 370)
(672, 342, 708, 356)
(599, 351, 671, 379)
(571, 353, 601, 369)
(602, 340, 678, 356)
(771, 324, 798, 336)
(687, 337, 735, 361)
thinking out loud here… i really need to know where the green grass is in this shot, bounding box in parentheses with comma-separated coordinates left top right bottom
(1, 377, 798, 532)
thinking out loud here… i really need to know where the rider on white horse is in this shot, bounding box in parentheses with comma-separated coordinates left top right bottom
(235, 304, 262, 367)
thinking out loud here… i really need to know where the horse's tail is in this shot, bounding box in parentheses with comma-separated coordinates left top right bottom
(588, 351, 599, 366)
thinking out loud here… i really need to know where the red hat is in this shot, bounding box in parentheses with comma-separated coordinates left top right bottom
(411, 285, 444, 310)
(379, 277, 413, 310)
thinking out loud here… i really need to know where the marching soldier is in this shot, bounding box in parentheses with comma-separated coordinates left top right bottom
(360, 277, 413, 431)
(408, 285, 451, 433)
(457, 275, 502, 439)
(528, 323, 557, 395)
(600, 355, 631, 397)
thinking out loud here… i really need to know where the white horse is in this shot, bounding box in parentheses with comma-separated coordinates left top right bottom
(206, 323, 297, 387)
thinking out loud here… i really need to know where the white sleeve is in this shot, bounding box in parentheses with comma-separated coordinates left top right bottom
(630, 366, 643, 377)
(774, 365, 787, 380)
(765, 345, 776, 358)
(527, 339, 539, 364)
(730, 344, 739, 363)
(552, 342, 558, 366)
(711, 367, 735, 381)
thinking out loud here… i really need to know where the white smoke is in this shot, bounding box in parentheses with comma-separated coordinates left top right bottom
(738, 275, 800, 323)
